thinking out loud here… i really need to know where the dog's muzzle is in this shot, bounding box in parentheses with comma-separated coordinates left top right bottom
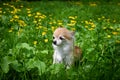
(53, 41, 57, 45)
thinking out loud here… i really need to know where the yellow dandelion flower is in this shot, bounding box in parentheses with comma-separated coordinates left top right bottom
(116, 40, 120, 43)
(10, 18, 14, 22)
(17, 29, 23, 36)
(42, 32, 46, 36)
(58, 22, 62, 25)
(49, 22, 52, 25)
(71, 28, 76, 31)
(18, 20, 26, 27)
(13, 15, 19, 19)
(98, 18, 101, 20)
(26, 8, 31, 11)
(103, 27, 107, 29)
(113, 20, 116, 23)
(44, 39, 48, 43)
(33, 41, 37, 45)
(85, 21, 89, 24)
(28, 14, 32, 17)
(33, 20, 37, 23)
(0, 11, 2, 13)
(36, 12, 41, 15)
(8, 28, 14, 32)
(52, 26, 55, 31)
(102, 16, 105, 19)
(110, 26, 114, 29)
(35, 15, 39, 18)
(69, 16, 76, 19)
(71, 20, 77, 24)
(90, 3, 97, 6)
(67, 23, 75, 26)
(117, 28, 120, 31)
(112, 32, 118, 35)
(107, 35, 111, 38)
(27, 11, 31, 13)
(91, 24, 96, 28)
(88, 28, 94, 30)
(85, 25, 88, 28)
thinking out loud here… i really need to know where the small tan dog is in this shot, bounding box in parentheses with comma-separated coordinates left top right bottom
(52, 27, 82, 68)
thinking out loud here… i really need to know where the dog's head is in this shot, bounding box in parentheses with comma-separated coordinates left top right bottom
(52, 28, 75, 46)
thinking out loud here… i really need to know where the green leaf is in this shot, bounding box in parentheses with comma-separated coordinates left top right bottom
(1, 56, 14, 73)
(16, 43, 34, 50)
(47, 64, 64, 74)
(40, 50, 48, 54)
(26, 58, 46, 75)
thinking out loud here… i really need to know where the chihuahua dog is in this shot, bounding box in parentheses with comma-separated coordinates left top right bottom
(52, 27, 82, 68)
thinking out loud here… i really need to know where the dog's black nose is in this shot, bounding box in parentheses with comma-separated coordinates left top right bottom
(53, 41, 56, 45)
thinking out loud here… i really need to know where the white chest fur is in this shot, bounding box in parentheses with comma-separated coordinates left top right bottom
(53, 43, 74, 68)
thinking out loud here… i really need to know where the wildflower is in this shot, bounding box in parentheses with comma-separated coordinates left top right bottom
(88, 28, 94, 30)
(69, 16, 76, 19)
(91, 24, 96, 28)
(85, 21, 89, 24)
(26, 8, 31, 11)
(27, 11, 31, 13)
(0, 11, 2, 13)
(98, 18, 101, 20)
(18, 20, 26, 27)
(70, 20, 77, 24)
(8, 28, 14, 32)
(33, 20, 37, 23)
(103, 27, 107, 29)
(17, 29, 23, 36)
(52, 26, 55, 31)
(89, 3, 97, 6)
(10, 18, 14, 22)
(36, 12, 41, 15)
(113, 20, 116, 23)
(102, 16, 105, 19)
(28, 14, 32, 17)
(71, 28, 76, 31)
(117, 28, 120, 31)
(67, 23, 75, 26)
(33, 41, 37, 45)
(42, 32, 46, 36)
(85, 25, 88, 28)
(49, 22, 52, 24)
(107, 35, 111, 38)
(13, 15, 19, 19)
(112, 32, 118, 35)
(110, 26, 114, 30)
(116, 40, 120, 43)
(44, 39, 48, 43)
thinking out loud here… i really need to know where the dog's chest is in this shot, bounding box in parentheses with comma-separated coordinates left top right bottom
(56, 44, 73, 56)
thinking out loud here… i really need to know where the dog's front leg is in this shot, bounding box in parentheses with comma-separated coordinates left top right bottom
(65, 55, 74, 69)
(53, 51, 63, 64)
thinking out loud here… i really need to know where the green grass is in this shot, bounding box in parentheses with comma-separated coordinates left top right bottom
(0, 1, 120, 80)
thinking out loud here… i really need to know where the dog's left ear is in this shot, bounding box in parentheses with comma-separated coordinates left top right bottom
(71, 31, 75, 36)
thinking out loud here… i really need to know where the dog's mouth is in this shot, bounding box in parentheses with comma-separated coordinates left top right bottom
(53, 41, 57, 45)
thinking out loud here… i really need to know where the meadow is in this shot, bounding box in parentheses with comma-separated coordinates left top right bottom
(0, 1, 120, 80)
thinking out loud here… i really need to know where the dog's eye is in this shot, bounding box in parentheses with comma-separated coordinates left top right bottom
(59, 37, 64, 40)
(53, 36, 55, 39)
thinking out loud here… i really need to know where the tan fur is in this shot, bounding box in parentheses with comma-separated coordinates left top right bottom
(53, 28, 73, 40)
(52, 27, 82, 68)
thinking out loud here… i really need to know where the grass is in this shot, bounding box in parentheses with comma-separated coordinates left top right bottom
(0, 1, 120, 80)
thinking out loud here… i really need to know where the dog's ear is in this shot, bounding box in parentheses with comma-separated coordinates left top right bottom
(71, 31, 75, 36)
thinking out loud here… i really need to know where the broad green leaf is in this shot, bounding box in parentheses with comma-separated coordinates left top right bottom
(26, 58, 46, 75)
(16, 43, 34, 50)
(1, 56, 14, 73)
(40, 50, 48, 54)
